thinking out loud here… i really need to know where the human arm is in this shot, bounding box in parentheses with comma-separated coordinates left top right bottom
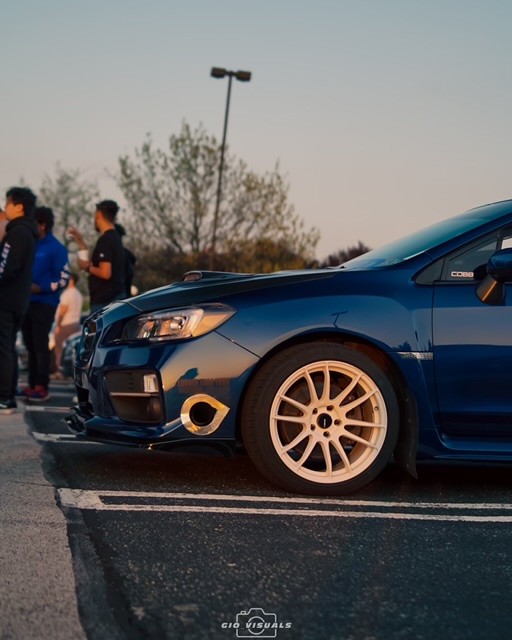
(85, 234, 114, 280)
(54, 302, 70, 333)
(88, 261, 112, 280)
(0, 226, 33, 284)
(67, 227, 91, 271)
(33, 243, 71, 294)
(66, 226, 87, 250)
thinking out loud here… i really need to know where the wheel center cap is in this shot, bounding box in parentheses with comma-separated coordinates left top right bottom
(317, 413, 333, 429)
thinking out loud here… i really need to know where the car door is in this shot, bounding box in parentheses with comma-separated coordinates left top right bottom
(432, 232, 512, 438)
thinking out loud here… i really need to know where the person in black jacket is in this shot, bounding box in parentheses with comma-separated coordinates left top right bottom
(0, 187, 38, 414)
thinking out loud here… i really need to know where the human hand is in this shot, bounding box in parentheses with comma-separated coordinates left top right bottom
(77, 248, 90, 271)
(66, 227, 87, 249)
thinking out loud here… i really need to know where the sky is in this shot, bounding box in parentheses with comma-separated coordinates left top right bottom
(2, 0, 512, 260)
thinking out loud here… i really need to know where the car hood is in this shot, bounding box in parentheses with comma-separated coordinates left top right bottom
(127, 269, 339, 312)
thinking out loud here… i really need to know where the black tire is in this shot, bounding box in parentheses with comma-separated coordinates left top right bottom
(241, 343, 399, 495)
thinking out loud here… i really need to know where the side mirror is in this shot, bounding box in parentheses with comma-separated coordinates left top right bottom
(476, 249, 512, 305)
(486, 248, 512, 281)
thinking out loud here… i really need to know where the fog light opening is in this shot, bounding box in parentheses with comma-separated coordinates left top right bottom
(189, 401, 217, 427)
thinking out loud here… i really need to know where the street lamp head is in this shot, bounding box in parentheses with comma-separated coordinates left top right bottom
(234, 70, 251, 82)
(210, 67, 252, 82)
(211, 67, 227, 79)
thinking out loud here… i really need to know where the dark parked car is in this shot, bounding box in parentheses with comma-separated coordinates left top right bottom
(53, 313, 89, 378)
(60, 331, 82, 378)
(67, 200, 512, 494)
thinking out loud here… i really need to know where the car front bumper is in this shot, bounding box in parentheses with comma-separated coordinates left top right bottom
(66, 326, 259, 451)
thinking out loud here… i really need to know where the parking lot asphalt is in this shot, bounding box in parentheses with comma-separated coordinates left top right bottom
(0, 402, 85, 640)
(5, 380, 512, 640)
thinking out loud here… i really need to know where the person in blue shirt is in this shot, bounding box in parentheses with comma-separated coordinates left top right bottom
(21, 206, 70, 401)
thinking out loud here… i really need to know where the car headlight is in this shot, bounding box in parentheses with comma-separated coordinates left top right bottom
(123, 304, 236, 342)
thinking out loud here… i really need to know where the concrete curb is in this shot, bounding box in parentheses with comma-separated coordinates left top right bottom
(0, 406, 85, 640)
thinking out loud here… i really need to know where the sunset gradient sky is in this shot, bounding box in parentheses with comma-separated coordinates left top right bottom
(2, 0, 511, 259)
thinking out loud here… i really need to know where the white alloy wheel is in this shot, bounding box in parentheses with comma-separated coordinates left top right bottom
(269, 360, 387, 484)
(242, 343, 399, 495)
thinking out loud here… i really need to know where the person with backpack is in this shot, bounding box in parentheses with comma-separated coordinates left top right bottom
(115, 223, 137, 297)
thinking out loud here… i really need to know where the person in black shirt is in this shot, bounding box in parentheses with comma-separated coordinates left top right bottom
(67, 200, 126, 314)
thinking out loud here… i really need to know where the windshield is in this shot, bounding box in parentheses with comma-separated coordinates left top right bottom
(341, 201, 512, 270)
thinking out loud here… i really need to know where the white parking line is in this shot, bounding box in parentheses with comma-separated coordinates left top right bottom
(33, 432, 102, 444)
(57, 489, 512, 522)
(26, 406, 70, 413)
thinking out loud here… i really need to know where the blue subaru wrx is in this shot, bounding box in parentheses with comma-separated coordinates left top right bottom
(67, 200, 512, 494)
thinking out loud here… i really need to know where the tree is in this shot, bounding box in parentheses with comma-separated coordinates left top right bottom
(116, 122, 319, 284)
(39, 165, 100, 249)
(319, 241, 371, 267)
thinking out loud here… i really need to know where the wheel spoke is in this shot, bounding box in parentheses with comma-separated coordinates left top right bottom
(281, 429, 310, 453)
(319, 440, 333, 477)
(331, 438, 353, 471)
(292, 436, 317, 468)
(277, 392, 308, 414)
(341, 388, 377, 413)
(319, 364, 331, 402)
(332, 372, 362, 406)
(342, 430, 378, 449)
(272, 413, 308, 425)
(304, 370, 318, 403)
(345, 418, 385, 429)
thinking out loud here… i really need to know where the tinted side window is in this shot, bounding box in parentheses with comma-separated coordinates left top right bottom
(415, 228, 512, 285)
(442, 237, 498, 281)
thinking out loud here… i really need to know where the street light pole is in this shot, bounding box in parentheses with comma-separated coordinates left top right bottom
(210, 67, 252, 270)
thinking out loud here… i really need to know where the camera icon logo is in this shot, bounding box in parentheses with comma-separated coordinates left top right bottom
(235, 608, 278, 638)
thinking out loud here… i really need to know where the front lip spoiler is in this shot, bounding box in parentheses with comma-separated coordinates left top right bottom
(63, 402, 90, 434)
(63, 403, 236, 457)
